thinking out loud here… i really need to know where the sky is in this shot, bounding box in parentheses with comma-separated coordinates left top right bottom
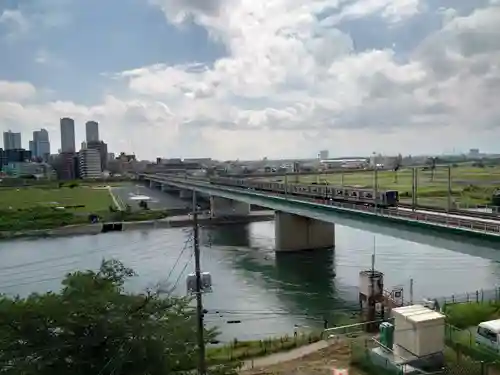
(0, 0, 499, 161)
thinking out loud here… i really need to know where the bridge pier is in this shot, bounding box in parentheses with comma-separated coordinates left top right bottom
(179, 190, 193, 200)
(210, 196, 250, 217)
(274, 211, 335, 252)
(149, 180, 160, 189)
(161, 184, 179, 193)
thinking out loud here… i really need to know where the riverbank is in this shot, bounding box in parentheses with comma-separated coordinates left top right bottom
(0, 211, 275, 240)
(207, 332, 323, 366)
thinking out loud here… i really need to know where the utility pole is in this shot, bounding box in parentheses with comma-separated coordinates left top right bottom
(192, 192, 206, 375)
(368, 241, 376, 331)
(284, 172, 288, 198)
(412, 168, 418, 210)
(447, 165, 452, 212)
(410, 278, 414, 305)
(374, 166, 379, 212)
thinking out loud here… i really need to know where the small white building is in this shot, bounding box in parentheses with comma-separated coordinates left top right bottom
(392, 304, 445, 358)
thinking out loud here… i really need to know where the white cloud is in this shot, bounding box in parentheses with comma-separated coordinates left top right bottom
(34, 49, 66, 67)
(1, 0, 500, 159)
(0, 10, 31, 39)
(0, 81, 37, 101)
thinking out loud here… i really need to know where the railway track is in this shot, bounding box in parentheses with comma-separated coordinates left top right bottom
(397, 203, 499, 221)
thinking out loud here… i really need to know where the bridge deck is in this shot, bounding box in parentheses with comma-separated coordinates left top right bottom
(143, 175, 500, 239)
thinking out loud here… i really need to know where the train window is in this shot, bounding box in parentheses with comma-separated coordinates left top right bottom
(351, 192, 357, 197)
(365, 193, 373, 199)
(336, 190, 343, 195)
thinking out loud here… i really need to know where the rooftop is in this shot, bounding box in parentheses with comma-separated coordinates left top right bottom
(479, 319, 500, 332)
(392, 304, 445, 323)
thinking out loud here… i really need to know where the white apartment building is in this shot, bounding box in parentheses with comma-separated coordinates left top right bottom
(78, 148, 101, 179)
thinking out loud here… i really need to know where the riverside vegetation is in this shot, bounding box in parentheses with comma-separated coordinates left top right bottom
(0, 259, 323, 374)
(0, 182, 169, 234)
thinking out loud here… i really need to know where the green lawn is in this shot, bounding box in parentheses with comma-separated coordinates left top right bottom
(293, 166, 500, 207)
(0, 186, 114, 212)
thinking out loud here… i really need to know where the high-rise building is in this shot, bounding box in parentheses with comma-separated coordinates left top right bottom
(85, 121, 99, 143)
(0, 148, 32, 171)
(87, 140, 108, 171)
(30, 128, 51, 160)
(55, 152, 77, 180)
(78, 148, 101, 179)
(60, 117, 76, 153)
(3, 130, 22, 150)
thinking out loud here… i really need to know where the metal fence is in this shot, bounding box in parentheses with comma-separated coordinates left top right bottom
(445, 323, 500, 369)
(350, 337, 489, 375)
(437, 288, 500, 307)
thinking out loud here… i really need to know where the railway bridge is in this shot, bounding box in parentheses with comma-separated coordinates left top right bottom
(139, 174, 500, 252)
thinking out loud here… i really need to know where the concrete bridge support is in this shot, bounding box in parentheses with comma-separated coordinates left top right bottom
(179, 190, 193, 199)
(149, 180, 160, 189)
(210, 196, 250, 217)
(161, 184, 179, 193)
(274, 211, 335, 252)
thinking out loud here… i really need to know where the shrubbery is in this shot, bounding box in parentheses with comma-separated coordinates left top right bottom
(445, 302, 500, 329)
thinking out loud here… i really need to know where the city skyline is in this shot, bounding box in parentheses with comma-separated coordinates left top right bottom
(1, 118, 100, 153)
(1, 0, 499, 159)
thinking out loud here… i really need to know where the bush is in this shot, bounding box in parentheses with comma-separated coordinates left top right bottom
(446, 302, 500, 329)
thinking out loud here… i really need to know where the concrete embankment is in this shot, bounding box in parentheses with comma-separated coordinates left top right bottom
(0, 212, 275, 241)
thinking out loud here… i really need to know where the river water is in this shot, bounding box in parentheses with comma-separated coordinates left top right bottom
(1, 221, 500, 342)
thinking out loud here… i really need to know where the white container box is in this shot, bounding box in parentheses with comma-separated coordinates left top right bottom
(392, 304, 445, 358)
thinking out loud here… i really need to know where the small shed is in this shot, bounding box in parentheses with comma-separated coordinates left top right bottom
(392, 304, 445, 358)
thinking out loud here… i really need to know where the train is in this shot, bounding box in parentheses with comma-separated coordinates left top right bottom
(207, 176, 399, 208)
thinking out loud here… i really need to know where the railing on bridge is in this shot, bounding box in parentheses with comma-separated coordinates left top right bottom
(143, 175, 500, 236)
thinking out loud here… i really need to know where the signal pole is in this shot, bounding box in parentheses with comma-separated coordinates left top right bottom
(192, 192, 206, 375)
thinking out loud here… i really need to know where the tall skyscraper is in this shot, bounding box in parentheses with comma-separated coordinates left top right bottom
(60, 118, 75, 153)
(3, 130, 22, 150)
(85, 121, 99, 142)
(31, 128, 51, 159)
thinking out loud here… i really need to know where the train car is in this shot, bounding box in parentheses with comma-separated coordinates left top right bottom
(207, 177, 399, 208)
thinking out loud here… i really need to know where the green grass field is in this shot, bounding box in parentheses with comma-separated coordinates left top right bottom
(0, 186, 114, 212)
(290, 166, 500, 207)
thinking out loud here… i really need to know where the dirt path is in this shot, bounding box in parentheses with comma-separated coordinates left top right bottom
(241, 340, 367, 375)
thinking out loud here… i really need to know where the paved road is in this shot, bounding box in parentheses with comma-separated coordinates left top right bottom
(110, 184, 190, 211)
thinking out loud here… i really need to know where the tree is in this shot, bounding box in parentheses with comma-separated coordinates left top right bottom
(392, 154, 403, 183)
(426, 157, 438, 182)
(0, 259, 237, 375)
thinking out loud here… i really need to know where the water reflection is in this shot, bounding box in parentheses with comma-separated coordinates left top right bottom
(201, 224, 250, 248)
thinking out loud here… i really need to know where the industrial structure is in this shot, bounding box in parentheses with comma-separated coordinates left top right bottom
(371, 305, 446, 373)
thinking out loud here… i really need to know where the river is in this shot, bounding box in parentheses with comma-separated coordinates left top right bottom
(1, 222, 500, 342)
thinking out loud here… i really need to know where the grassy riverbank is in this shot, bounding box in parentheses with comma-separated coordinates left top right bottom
(294, 165, 500, 207)
(0, 183, 173, 233)
(207, 332, 322, 364)
(0, 184, 114, 211)
(445, 301, 500, 329)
